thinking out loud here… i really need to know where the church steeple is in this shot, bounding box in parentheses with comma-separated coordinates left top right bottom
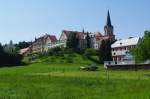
(106, 10, 112, 27)
(104, 10, 115, 40)
(82, 28, 85, 33)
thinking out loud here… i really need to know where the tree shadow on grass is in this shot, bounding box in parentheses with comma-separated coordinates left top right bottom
(0, 62, 29, 68)
(88, 57, 101, 64)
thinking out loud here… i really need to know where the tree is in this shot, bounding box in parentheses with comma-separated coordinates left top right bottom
(4, 40, 17, 54)
(99, 40, 105, 63)
(15, 41, 32, 49)
(0, 42, 23, 66)
(131, 31, 150, 63)
(84, 48, 97, 58)
(48, 47, 64, 56)
(66, 32, 79, 50)
(0, 43, 3, 53)
(99, 39, 113, 63)
(86, 32, 91, 48)
(0, 43, 4, 65)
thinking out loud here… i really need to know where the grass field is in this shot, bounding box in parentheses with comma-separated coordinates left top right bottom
(0, 62, 150, 99)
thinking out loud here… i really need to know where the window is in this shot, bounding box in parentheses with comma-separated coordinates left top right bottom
(126, 51, 129, 54)
(120, 47, 122, 50)
(113, 52, 116, 55)
(125, 47, 126, 50)
(115, 48, 118, 51)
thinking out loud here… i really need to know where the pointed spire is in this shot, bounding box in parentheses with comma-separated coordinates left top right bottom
(106, 10, 112, 27)
(82, 28, 85, 33)
(104, 10, 114, 37)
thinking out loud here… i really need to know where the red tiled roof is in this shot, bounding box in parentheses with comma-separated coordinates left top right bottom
(34, 34, 57, 43)
(76, 32, 85, 39)
(63, 30, 86, 39)
(62, 30, 111, 41)
(49, 35, 57, 42)
(95, 32, 103, 37)
(63, 30, 72, 37)
(94, 32, 103, 41)
(20, 47, 30, 55)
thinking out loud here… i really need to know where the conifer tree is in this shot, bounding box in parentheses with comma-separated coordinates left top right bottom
(66, 32, 79, 50)
(86, 32, 91, 48)
(99, 39, 112, 63)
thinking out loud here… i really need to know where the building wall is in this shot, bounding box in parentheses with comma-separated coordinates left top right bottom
(31, 36, 51, 53)
(112, 45, 136, 61)
(59, 32, 67, 41)
(31, 41, 43, 53)
(59, 32, 114, 50)
(44, 37, 52, 51)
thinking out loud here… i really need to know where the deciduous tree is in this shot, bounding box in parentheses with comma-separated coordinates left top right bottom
(131, 31, 150, 63)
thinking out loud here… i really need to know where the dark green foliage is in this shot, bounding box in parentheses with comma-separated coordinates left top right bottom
(45, 48, 76, 63)
(0, 43, 23, 66)
(66, 32, 79, 50)
(65, 48, 74, 54)
(48, 47, 64, 57)
(15, 41, 32, 49)
(27, 47, 97, 64)
(84, 48, 97, 58)
(86, 32, 91, 48)
(0, 43, 3, 52)
(66, 54, 73, 63)
(131, 31, 150, 63)
(0, 43, 5, 65)
(83, 48, 100, 63)
(29, 47, 66, 62)
(99, 39, 113, 63)
(4, 53, 23, 66)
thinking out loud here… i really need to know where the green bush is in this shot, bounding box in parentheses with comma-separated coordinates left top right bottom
(84, 48, 97, 58)
(48, 47, 64, 56)
(66, 56, 73, 63)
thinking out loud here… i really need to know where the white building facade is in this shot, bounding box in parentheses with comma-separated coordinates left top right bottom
(111, 37, 141, 62)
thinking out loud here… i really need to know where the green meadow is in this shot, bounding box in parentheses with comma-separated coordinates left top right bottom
(0, 62, 150, 99)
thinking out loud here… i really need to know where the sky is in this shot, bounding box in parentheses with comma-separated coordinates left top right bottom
(0, 0, 150, 44)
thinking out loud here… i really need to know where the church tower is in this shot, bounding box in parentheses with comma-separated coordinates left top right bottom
(104, 10, 115, 40)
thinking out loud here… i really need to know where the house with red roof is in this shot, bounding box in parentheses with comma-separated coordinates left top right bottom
(30, 34, 58, 53)
(20, 47, 31, 56)
(59, 30, 87, 49)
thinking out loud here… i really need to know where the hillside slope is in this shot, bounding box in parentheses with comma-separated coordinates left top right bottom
(24, 52, 99, 64)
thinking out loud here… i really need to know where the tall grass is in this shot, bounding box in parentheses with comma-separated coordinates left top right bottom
(0, 63, 150, 99)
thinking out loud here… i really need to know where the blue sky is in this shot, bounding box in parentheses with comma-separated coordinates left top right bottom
(0, 0, 150, 44)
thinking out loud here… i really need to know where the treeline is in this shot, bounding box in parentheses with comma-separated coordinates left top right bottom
(14, 41, 32, 49)
(0, 41, 31, 66)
